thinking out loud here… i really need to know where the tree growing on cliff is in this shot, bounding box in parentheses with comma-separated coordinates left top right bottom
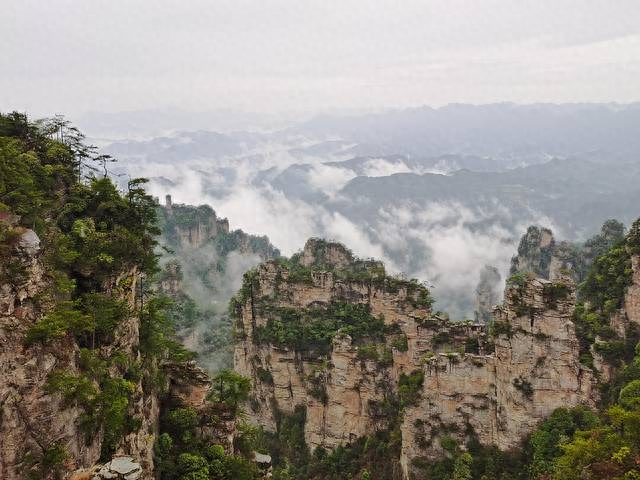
(209, 369, 251, 413)
(453, 453, 473, 480)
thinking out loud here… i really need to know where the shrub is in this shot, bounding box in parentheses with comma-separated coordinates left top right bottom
(357, 344, 380, 362)
(210, 370, 251, 412)
(543, 282, 571, 308)
(513, 376, 534, 399)
(392, 335, 409, 352)
(619, 380, 640, 409)
(490, 320, 512, 338)
(399, 370, 425, 407)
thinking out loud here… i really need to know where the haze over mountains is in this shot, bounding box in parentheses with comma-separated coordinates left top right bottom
(96, 103, 640, 317)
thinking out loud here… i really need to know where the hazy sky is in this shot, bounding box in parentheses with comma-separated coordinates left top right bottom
(2, 0, 640, 117)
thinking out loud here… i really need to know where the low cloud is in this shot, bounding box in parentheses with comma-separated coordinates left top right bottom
(117, 142, 561, 320)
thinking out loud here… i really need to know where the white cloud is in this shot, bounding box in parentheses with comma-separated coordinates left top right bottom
(306, 164, 356, 197)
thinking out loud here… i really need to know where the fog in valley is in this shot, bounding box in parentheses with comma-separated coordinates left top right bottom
(88, 104, 640, 319)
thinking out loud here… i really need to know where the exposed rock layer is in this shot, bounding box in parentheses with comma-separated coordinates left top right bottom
(0, 229, 159, 479)
(234, 240, 600, 479)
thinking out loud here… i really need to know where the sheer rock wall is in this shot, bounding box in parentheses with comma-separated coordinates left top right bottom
(234, 241, 599, 480)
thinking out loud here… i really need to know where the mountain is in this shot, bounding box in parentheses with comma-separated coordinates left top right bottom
(232, 224, 640, 480)
(102, 103, 640, 319)
(4, 110, 640, 480)
(291, 103, 640, 161)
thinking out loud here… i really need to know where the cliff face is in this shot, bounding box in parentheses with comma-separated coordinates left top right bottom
(234, 240, 598, 479)
(233, 240, 431, 451)
(0, 207, 269, 479)
(623, 254, 640, 327)
(161, 198, 230, 250)
(0, 231, 86, 477)
(0, 228, 158, 478)
(0, 113, 263, 480)
(401, 275, 598, 476)
(0, 226, 233, 480)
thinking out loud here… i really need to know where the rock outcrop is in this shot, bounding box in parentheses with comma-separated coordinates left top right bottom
(510, 226, 580, 280)
(92, 456, 142, 480)
(0, 224, 159, 479)
(162, 201, 230, 249)
(401, 274, 597, 476)
(510, 221, 626, 283)
(234, 239, 598, 479)
(624, 254, 640, 327)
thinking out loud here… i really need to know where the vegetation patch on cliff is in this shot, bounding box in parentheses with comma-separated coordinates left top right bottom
(252, 302, 391, 355)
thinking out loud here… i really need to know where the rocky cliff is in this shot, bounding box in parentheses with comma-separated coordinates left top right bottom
(0, 112, 273, 480)
(0, 222, 158, 478)
(234, 239, 599, 479)
(160, 197, 230, 250)
(401, 274, 598, 478)
(510, 220, 626, 283)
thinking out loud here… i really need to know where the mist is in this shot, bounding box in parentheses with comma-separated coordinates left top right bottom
(158, 223, 267, 371)
(114, 141, 559, 319)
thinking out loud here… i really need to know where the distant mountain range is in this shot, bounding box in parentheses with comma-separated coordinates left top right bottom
(100, 103, 640, 318)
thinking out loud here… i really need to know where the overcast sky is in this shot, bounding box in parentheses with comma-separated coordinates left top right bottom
(2, 0, 640, 117)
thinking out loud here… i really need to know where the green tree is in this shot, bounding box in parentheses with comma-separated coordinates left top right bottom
(210, 370, 251, 412)
(619, 380, 640, 409)
(452, 452, 472, 480)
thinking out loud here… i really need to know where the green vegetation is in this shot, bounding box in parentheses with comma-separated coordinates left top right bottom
(253, 302, 390, 356)
(155, 202, 279, 370)
(230, 238, 432, 371)
(155, 405, 260, 480)
(391, 334, 409, 352)
(490, 320, 512, 338)
(0, 112, 174, 461)
(158, 204, 217, 241)
(580, 241, 632, 317)
(629, 219, 640, 255)
(573, 230, 637, 367)
(261, 404, 402, 480)
(23, 442, 70, 480)
(398, 370, 425, 407)
(264, 245, 431, 304)
(547, 343, 640, 480)
(209, 369, 252, 414)
(1, 112, 257, 477)
(356, 343, 393, 367)
(513, 376, 534, 400)
(507, 272, 530, 288)
(157, 203, 278, 274)
(542, 281, 571, 308)
(402, 218, 640, 479)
